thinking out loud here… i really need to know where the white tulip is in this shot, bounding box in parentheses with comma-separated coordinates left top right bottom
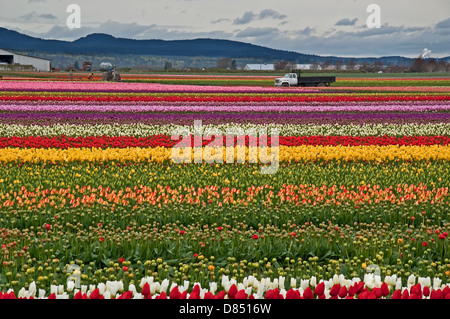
(97, 283, 106, 295)
(150, 282, 159, 294)
(248, 275, 255, 287)
(18, 287, 26, 299)
(39, 289, 46, 298)
(209, 282, 217, 294)
(103, 290, 111, 299)
(67, 280, 75, 292)
(395, 279, 402, 290)
(407, 274, 416, 287)
(433, 278, 442, 289)
(50, 285, 58, 295)
(300, 279, 309, 290)
(374, 275, 382, 287)
(310, 276, 317, 287)
(128, 283, 137, 295)
(28, 282, 37, 298)
(278, 276, 285, 289)
(290, 278, 297, 288)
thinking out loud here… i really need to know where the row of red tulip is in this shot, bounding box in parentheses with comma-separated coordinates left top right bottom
(2, 281, 449, 299)
(1, 135, 449, 149)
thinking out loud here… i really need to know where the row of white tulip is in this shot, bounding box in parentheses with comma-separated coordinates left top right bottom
(8, 273, 449, 299)
(0, 122, 448, 138)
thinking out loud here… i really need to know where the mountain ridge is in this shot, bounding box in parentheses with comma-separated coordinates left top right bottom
(1, 27, 448, 67)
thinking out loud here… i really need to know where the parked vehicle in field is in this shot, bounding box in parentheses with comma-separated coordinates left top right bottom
(274, 70, 335, 87)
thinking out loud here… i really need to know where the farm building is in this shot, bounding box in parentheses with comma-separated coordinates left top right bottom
(0, 48, 51, 71)
(243, 63, 274, 71)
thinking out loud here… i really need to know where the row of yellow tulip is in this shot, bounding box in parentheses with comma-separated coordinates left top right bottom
(0, 145, 449, 163)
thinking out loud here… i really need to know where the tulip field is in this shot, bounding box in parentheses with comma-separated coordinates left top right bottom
(0, 76, 449, 300)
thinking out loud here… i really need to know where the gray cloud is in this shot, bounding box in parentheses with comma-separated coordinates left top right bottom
(38, 13, 57, 20)
(435, 17, 450, 29)
(19, 12, 57, 21)
(335, 18, 358, 26)
(211, 18, 231, 24)
(233, 10, 286, 25)
(233, 12, 256, 25)
(258, 9, 286, 20)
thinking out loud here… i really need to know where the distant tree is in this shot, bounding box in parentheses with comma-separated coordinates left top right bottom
(410, 58, 428, 72)
(164, 61, 173, 71)
(386, 63, 405, 73)
(372, 61, 384, 72)
(426, 59, 438, 72)
(230, 59, 237, 70)
(286, 61, 297, 71)
(321, 61, 332, 70)
(335, 60, 344, 70)
(346, 59, 356, 71)
(310, 61, 321, 70)
(437, 60, 448, 72)
(274, 60, 289, 71)
(216, 58, 232, 69)
(359, 61, 371, 72)
(73, 61, 80, 71)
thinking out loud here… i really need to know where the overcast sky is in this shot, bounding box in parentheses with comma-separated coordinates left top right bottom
(1, 0, 450, 58)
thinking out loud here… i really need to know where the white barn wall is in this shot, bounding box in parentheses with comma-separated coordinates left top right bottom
(0, 49, 51, 71)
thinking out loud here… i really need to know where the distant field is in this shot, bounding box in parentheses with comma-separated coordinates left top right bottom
(1, 70, 450, 87)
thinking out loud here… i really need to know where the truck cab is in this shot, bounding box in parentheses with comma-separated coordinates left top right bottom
(274, 73, 298, 87)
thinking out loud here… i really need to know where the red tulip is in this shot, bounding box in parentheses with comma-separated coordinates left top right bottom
(228, 284, 238, 299)
(265, 288, 283, 299)
(142, 282, 151, 298)
(303, 287, 314, 299)
(189, 292, 200, 299)
(391, 289, 402, 299)
(329, 284, 340, 297)
(401, 289, 409, 299)
(314, 282, 325, 296)
(118, 291, 133, 299)
(423, 286, 430, 297)
(286, 289, 300, 299)
(381, 282, 389, 297)
(234, 290, 248, 299)
(338, 286, 348, 298)
(430, 289, 444, 299)
(89, 288, 100, 299)
(372, 287, 382, 299)
(169, 286, 182, 299)
(358, 291, 368, 299)
(411, 284, 422, 298)
(156, 291, 167, 299)
(214, 290, 226, 299)
(442, 286, 450, 298)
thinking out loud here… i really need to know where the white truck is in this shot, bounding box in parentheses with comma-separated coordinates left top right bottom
(274, 70, 335, 87)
